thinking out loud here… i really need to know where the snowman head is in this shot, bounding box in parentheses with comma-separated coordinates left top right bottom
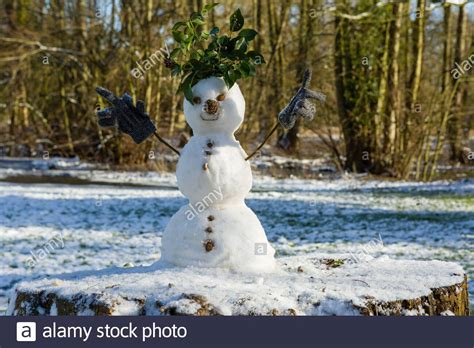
(183, 76, 245, 136)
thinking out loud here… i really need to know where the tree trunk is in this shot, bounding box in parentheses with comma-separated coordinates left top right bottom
(447, 3, 467, 163)
(424, 3, 454, 180)
(409, 0, 428, 180)
(334, 4, 364, 172)
(386, 3, 403, 171)
(374, 15, 391, 171)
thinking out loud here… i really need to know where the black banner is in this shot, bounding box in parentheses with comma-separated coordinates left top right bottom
(2, 316, 473, 348)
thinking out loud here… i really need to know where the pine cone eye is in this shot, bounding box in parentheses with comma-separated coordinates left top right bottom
(193, 97, 201, 105)
(216, 93, 226, 101)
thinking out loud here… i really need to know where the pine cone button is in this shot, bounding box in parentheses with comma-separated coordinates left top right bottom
(204, 239, 214, 252)
(205, 226, 213, 233)
(207, 215, 215, 221)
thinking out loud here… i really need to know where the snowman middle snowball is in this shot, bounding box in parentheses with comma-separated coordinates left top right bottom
(161, 76, 276, 272)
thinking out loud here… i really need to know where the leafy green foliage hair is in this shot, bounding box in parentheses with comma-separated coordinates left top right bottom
(166, 4, 265, 103)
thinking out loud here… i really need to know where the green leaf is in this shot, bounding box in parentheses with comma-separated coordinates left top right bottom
(185, 38, 193, 50)
(238, 28, 257, 41)
(207, 40, 218, 50)
(239, 61, 250, 76)
(192, 18, 205, 26)
(171, 65, 182, 76)
(172, 30, 185, 43)
(218, 63, 228, 70)
(225, 38, 237, 52)
(203, 3, 219, 12)
(196, 49, 205, 57)
(185, 22, 194, 36)
(230, 9, 244, 32)
(184, 83, 194, 102)
(231, 69, 241, 80)
(170, 48, 181, 58)
(247, 51, 266, 64)
(206, 50, 218, 58)
(189, 58, 201, 66)
(217, 35, 229, 45)
(190, 12, 204, 21)
(223, 70, 233, 88)
(236, 38, 248, 53)
(181, 73, 196, 102)
(172, 21, 187, 31)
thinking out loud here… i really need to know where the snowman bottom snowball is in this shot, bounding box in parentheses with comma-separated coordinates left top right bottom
(159, 77, 276, 272)
(161, 203, 276, 272)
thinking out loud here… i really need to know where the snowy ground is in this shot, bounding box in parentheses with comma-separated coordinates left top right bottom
(0, 169, 472, 314)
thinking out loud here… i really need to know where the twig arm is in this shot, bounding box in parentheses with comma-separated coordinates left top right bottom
(245, 123, 279, 161)
(153, 132, 180, 156)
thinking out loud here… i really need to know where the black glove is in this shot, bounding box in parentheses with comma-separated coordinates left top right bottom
(95, 87, 156, 144)
(278, 69, 326, 130)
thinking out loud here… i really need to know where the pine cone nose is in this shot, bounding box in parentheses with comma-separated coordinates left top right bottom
(204, 99, 219, 115)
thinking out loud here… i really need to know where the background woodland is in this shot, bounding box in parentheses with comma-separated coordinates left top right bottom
(0, 0, 473, 180)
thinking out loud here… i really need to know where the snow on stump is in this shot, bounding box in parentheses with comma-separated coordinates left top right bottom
(8, 254, 469, 316)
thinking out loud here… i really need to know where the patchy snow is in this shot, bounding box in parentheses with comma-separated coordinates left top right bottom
(7, 254, 465, 316)
(0, 166, 177, 187)
(0, 172, 472, 314)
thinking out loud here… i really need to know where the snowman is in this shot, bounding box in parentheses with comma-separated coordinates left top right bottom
(162, 76, 278, 272)
(95, 8, 325, 273)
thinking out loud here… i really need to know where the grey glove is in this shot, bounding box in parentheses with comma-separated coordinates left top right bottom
(95, 87, 156, 144)
(278, 69, 326, 130)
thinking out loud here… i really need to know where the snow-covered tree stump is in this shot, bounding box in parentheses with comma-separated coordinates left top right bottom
(8, 254, 469, 316)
